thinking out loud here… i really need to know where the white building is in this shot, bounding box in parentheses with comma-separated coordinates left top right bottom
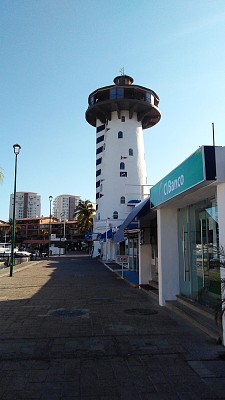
(9, 192, 41, 220)
(86, 74, 161, 259)
(53, 194, 81, 220)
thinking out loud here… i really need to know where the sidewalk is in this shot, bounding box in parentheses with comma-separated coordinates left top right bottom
(0, 253, 225, 400)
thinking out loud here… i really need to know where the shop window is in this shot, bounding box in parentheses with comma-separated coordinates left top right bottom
(120, 196, 125, 204)
(118, 131, 123, 139)
(120, 162, 125, 170)
(113, 211, 118, 219)
(129, 148, 133, 156)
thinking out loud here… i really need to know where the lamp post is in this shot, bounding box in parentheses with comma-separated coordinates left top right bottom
(106, 217, 110, 261)
(10, 144, 21, 277)
(48, 196, 53, 257)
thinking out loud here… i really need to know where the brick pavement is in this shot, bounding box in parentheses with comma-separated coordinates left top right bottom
(0, 254, 225, 399)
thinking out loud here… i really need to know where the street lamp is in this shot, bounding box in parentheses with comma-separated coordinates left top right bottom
(48, 195, 53, 257)
(10, 144, 21, 277)
(106, 217, 110, 261)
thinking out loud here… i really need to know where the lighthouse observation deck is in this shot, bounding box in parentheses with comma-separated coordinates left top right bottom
(86, 75, 161, 130)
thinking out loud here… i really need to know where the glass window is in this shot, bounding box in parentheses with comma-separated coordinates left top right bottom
(118, 131, 123, 139)
(113, 211, 118, 219)
(110, 88, 124, 99)
(120, 196, 125, 204)
(96, 146, 103, 154)
(120, 162, 125, 170)
(96, 157, 102, 166)
(129, 148, 133, 156)
(96, 135, 104, 144)
(96, 169, 101, 177)
(121, 116, 125, 122)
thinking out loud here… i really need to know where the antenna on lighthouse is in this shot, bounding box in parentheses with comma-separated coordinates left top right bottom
(119, 67, 124, 75)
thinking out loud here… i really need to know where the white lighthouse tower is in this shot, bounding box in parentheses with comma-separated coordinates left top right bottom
(86, 73, 161, 259)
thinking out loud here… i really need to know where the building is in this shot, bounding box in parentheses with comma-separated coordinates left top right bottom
(53, 194, 81, 220)
(86, 73, 161, 258)
(9, 192, 41, 220)
(115, 145, 225, 345)
(0, 217, 82, 253)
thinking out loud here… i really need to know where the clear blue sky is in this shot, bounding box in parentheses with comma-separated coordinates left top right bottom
(1, 0, 225, 221)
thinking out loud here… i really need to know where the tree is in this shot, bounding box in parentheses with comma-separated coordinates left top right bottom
(73, 200, 94, 234)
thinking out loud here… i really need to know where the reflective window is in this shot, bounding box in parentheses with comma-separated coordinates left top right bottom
(110, 87, 124, 99)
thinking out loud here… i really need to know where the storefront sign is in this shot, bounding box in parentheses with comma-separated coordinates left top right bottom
(150, 146, 216, 207)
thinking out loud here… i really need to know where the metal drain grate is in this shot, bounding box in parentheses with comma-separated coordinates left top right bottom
(124, 308, 158, 316)
(48, 308, 89, 318)
(89, 298, 114, 304)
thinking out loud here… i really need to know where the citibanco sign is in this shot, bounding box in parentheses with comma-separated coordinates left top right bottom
(150, 146, 215, 208)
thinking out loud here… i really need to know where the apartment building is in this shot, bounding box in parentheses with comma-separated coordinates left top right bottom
(53, 194, 81, 220)
(9, 192, 41, 220)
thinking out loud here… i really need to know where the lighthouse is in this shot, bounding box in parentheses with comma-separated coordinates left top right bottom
(86, 73, 161, 258)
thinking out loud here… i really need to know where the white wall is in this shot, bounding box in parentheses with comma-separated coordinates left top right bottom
(139, 242, 152, 284)
(157, 207, 179, 306)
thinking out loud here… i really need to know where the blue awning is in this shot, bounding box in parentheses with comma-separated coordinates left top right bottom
(114, 197, 150, 243)
(100, 228, 113, 241)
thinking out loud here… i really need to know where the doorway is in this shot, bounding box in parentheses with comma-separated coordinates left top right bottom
(178, 199, 220, 307)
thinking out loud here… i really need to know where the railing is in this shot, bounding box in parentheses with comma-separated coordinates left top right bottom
(116, 255, 129, 278)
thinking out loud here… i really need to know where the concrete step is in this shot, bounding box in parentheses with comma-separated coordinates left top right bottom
(165, 296, 222, 342)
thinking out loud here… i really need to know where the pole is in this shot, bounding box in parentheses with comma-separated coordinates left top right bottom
(48, 196, 53, 257)
(212, 123, 215, 147)
(63, 214, 66, 254)
(10, 153, 18, 277)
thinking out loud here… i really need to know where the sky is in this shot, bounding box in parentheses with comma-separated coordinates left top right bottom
(1, 0, 225, 221)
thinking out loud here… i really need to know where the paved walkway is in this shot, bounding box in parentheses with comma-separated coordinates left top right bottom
(0, 254, 225, 400)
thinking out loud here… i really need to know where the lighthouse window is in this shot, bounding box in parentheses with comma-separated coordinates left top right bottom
(110, 87, 124, 99)
(96, 135, 104, 144)
(96, 157, 102, 166)
(113, 211, 118, 219)
(96, 146, 103, 154)
(146, 92, 152, 103)
(118, 131, 123, 139)
(120, 196, 125, 204)
(120, 162, 125, 170)
(129, 148, 133, 156)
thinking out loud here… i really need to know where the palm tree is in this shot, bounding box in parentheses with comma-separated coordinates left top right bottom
(73, 200, 94, 234)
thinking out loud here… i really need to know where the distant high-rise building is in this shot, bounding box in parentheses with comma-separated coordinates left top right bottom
(53, 194, 81, 220)
(9, 192, 41, 220)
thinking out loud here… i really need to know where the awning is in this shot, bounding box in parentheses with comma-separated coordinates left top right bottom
(114, 197, 150, 243)
(100, 228, 113, 241)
